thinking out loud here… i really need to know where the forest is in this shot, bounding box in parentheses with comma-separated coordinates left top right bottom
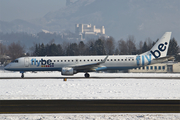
(0, 35, 180, 64)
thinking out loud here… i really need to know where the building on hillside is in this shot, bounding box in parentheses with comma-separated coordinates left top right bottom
(75, 24, 107, 40)
(129, 62, 180, 73)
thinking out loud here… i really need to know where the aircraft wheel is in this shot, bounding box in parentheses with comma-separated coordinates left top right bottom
(21, 73, 24, 78)
(85, 73, 90, 78)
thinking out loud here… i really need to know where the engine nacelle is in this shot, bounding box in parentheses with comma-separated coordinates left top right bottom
(61, 67, 76, 75)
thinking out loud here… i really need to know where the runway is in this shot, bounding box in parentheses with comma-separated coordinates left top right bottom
(0, 100, 179, 113)
(0, 77, 180, 79)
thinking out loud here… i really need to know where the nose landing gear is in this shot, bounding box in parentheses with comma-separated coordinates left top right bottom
(20, 71, 24, 78)
(21, 73, 24, 78)
(84, 73, 90, 78)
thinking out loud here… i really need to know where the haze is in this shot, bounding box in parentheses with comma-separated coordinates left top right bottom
(0, 0, 180, 45)
(0, 0, 66, 21)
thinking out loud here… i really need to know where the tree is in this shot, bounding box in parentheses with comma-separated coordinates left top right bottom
(0, 43, 7, 55)
(7, 42, 25, 60)
(104, 36, 115, 55)
(146, 37, 153, 50)
(137, 40, 143, 54)
(57, 44, 63, 56)
(94, 39, 106, 55)
(126, 35, 136, 55)
(114, 48, 119, 55)
(78, 41, 86, 55)
(33, 44, 40, 56)
(39, 43, 45, 56)
(142, 41, 148, 53)
(167, 38, 180, 61)
(66, 43, 79, 56)
(118, 39, 127, 55)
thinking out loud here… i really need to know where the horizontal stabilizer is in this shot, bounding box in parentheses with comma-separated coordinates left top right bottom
(153, 55, 175, 61)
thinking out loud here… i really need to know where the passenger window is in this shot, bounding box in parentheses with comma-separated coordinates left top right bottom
(57, 60, 59, 62)
(94, 60, 96, 61)
(64, 60, 66, 62)
(114, 59, 116, 61)
(132, 59, 134, 61)
(61, 60, 63, 62)
(125, 59, 127, 61)
(84, 60, 86, 62)
(87, 60, 89, 61)
(72, 60, 74, 62)
(54, 60, 56, 62)
(129, 59, 130, 61)
(121, 59, 123, 61)
(111, 59, 113, 61)
(118, 59, 120, 61)
(91, 60, 93, 61)
(107, 59, 109, 61)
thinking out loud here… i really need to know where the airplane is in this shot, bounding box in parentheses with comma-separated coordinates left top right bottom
(4, 32, 173, 78)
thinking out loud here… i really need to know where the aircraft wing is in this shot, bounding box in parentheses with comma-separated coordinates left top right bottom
(70, 55, 108, 71)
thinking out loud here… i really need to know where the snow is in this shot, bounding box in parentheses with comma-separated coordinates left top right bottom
(0, 71, 179, 119)
(0, 71, 180, 99)
(0, 113, 180, 120)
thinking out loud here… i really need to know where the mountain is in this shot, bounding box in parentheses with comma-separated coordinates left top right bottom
(0, 19, 41, 33)
(1, 0, 180, 44)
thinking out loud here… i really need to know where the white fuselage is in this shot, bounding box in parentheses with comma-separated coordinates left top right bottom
(5, 54, 159, 72)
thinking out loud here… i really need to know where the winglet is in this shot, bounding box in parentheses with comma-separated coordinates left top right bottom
(101, 55, 108, 63)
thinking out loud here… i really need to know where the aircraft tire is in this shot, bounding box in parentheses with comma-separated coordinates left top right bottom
(21, 73, 24, 78)
(85, 73, 90, 78)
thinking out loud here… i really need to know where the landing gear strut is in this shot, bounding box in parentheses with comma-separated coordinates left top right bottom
(84, 73, 90, 78)
(21, 73, 24, 78)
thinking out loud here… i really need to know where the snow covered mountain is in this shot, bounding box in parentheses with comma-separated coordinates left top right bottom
(0, 0, 180, 43)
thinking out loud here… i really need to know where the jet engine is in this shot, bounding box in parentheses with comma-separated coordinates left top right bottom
(61, 67, 76, 75)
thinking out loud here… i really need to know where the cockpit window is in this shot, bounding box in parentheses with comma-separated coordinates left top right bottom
(11, 60, 18, 63)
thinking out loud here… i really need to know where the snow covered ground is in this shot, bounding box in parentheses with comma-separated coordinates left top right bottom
(0, 71, 180, 99)
(0, 113, 180, 120)
(0, 71, 180, 119)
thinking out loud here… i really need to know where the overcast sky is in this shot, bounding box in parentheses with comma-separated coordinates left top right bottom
(0, 0, 66, 21)
(0, 0, 180, 46)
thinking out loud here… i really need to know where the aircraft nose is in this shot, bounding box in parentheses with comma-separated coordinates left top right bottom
(4, 64, 10, 70)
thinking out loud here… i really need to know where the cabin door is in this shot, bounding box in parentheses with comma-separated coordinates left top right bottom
(24, 57, 29, 67)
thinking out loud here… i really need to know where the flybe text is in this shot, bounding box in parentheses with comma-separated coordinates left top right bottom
(31, 58, 54, 67)
(150, 42, 168, 58)
(136, 54, 151, 66)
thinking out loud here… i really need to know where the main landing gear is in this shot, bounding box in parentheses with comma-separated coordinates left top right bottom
(84, 72, 90, 78)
